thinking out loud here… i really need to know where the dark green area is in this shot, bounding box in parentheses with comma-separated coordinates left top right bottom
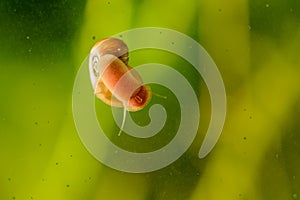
(0, 0, 86, 62)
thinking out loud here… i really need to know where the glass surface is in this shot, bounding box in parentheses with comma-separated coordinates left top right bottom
(0, 0, 299, 199)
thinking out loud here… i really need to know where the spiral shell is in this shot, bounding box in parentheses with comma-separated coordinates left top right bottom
(89, 38, 151, 111)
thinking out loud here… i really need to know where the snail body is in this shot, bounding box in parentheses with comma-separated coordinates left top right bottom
(89, 38, 152, 134)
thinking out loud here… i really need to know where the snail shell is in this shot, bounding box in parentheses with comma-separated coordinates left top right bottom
(89, 38, 151, 111)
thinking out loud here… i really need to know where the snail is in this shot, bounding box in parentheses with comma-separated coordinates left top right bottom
(89, 38, 152, 135)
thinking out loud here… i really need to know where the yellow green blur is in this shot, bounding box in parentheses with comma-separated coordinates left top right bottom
(0, 0, 299, 199)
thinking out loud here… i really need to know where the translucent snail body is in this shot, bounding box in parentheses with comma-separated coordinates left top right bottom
(89, 38, 152, 135)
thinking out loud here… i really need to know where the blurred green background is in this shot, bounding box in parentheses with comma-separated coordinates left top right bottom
(0, 0, 300, 199)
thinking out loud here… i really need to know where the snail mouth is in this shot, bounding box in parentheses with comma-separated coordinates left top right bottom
(134, 95, 143, 104)
(128, 85, 152, 111)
